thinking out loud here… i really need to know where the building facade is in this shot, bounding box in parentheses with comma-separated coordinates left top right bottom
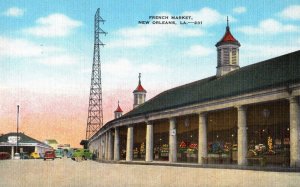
(88, 23, 300, 168)
(0, 133, 52, 158)
(44, 139, 59, 150)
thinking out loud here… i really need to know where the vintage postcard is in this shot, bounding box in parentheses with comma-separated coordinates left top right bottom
(0, 1, 300, 186)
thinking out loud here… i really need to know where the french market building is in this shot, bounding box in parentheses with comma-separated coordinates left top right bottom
(0, 132, 52, 159)
(88, 22, 300, 168)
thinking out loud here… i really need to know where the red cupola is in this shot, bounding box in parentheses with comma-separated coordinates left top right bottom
(114, 101, 123, 119)
(216, 17, 240, 47)
(133, 73, 147, 108)
(215, 17, 241, 77)
(133, 74, 147, 93)
(115, 104, 123, 113)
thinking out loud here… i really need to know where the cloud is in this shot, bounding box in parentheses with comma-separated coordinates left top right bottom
(242, 44, 299, 62)
(183, 45, 214, 57)
(103, 58, 133, 75)
(37, 55, 80, 65)
(0, 36, 79, 65)
(103, 58, 165, 75)
(279, 5, 300, 20)
(182, 7, 236, 27)
(3, 7, 25, 17)
(118, 24, 202, 38)
(238, 19, 299, 35)
(99, 58, 170, 91)
(0, 36, 59, 57)
(23, 13, 82, 37)
(109, 24, 203, 48)
(109, 36, 153, 48)
(233, 7, 247, 14)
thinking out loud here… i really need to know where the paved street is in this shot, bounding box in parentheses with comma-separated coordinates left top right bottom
(1, 158, 300, 187)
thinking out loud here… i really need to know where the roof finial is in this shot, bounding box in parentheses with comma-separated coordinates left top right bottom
(227, 16, 229, 27)
(226, 16, 230, 31)
(118, 100, 119, 106)
(138, 73, 141, 85)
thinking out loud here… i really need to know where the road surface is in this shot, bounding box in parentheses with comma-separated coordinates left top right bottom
(0, 158, 300, 187)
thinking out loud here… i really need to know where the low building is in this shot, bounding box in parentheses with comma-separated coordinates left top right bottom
(57, 144, 71, 151)
(44, 139, 59, 150)
(88, 22, 300, 168)
(0, 132, 52, 158)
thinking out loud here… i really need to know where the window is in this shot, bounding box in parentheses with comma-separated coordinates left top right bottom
(231, 48, 237, 65)
(139, 94, 143, 104)
(223, 48, 229, 64)
(217, 49, 221, 66)
(134, 95, 138, 105)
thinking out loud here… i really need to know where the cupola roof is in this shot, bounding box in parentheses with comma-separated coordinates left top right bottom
(133, 73, 147, 93)
(114, 101, 123, 113)
(216, 17, 240, 47)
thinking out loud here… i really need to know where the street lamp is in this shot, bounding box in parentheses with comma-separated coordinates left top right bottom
(16, 105, 20, 154)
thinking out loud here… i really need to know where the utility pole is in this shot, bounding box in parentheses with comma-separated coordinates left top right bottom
(16, 105, 19, 154)
(86, 8, 107, 140)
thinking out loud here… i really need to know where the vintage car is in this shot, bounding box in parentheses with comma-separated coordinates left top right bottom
(0, 152, 11, 160)
(55, 149, 64, 159)
(44, 150, 55, 160)
(67, 148, 77, 158)
(30, 152, 40, 159)
(71, 149, 92, 161)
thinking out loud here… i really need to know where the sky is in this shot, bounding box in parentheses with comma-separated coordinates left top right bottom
(0, 1, 300, 147)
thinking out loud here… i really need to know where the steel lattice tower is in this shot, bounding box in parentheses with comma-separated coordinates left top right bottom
(86, 8, 107, 139)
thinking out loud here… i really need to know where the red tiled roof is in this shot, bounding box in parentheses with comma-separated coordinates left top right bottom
(134, 84, 146, 93)
(114, 105, 123, 113)
(221, 29, 237, 42)
(216, 26, 240, 47)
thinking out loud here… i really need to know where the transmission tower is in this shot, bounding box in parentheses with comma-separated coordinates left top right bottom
(86, 8, 107, 139)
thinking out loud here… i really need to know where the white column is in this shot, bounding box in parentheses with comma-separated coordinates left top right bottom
(105, 132, 108, 160)
(101, 136, 105, 159)
(11, 146, 14, 159)
(237, 106, 248, 165)
(98, 137, 102, 160)
(236, 48, 239, 65)
(221, 48, 223, 64)
(114, 127, 120, 161)
(169, 118, 177, 163)
(98, 138, 101, 160)
(229, 48, 232, 64)
(198, 113, 207, 164)
(146, 121, 153, 162)
(126, 125, 133, 161)
(290, 97, 300, 167)
(108, 130, 113, 160)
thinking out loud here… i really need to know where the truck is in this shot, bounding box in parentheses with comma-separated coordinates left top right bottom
(55, 148, 64, 159)
(71, 149, 92, 161)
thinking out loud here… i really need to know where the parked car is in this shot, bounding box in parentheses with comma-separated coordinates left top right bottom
(0, 152, 11, 160)
(14, 153, 20, 160)
(55, 149, 64, 159)
(20, 152, 30, 159)
(72, 149, 92, 161)
(30, 152, 40, 159)
(44, 150, 55, 161)
(67, 148, 77, 158)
